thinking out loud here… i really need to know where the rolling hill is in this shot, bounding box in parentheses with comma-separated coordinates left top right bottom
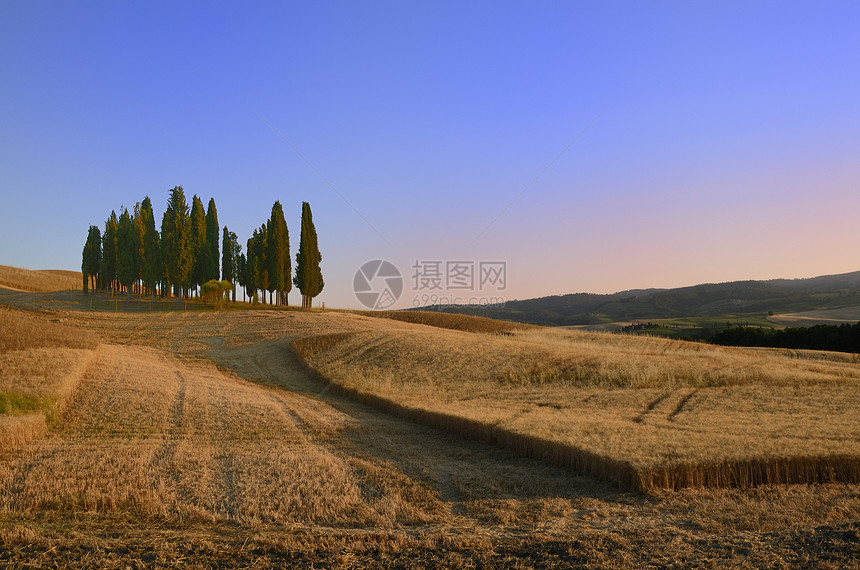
(0, 265, 82, 293)
(413, 270, 860, 326)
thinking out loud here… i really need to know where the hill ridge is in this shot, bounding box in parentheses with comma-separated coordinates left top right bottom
(413, 269, 860, 326)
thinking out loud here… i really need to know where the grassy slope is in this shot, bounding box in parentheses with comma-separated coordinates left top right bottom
(0, 265, 82, 293)
(354, 309, 534, 333)
(0, 308, 99, 451)
(294, 321, 860, 492)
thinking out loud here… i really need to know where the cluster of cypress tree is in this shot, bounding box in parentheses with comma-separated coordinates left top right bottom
(82, 186, 323, 307)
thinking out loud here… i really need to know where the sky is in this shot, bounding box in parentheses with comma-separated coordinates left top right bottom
(1, 1, 859, 309)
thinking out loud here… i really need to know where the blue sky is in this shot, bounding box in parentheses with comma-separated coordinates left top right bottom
(2, 1, 859, 308)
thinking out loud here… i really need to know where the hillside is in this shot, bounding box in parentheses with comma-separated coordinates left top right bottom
(0, 265, 82, 293)
(416, 270, 860, 326)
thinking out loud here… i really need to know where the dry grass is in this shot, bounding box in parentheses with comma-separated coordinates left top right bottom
(294, 325, 860, 491)
(1, 343, 443, 526)
(0, 307, 99, 450)
(0, 265, 82, 293)
(0, 414, 46, 453)
(0, 307, 98, 352)
(355, 310, 533, 333)
(0, 300, 857, 566)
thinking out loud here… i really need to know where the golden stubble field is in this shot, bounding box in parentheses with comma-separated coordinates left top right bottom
(295, 325, 860, 491)
(0, 286, 859, 567)
(0, 265, 81, 293)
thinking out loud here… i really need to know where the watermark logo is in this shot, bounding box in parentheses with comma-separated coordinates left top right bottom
(353, 260, 403, 309)
(411, 260, 507, 292)
(411, 259, 507, 308)
(355, 259, 508, 310)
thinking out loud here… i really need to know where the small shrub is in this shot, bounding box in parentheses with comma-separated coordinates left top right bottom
(201, 280, 233, 309)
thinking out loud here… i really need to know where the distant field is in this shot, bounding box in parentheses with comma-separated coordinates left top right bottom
(770, 305, 860, 327)
(356, 309, 534, 333)
(0, 290, 858, 566)
(0, 265, 82, 293)
(569, 313, 780, 340)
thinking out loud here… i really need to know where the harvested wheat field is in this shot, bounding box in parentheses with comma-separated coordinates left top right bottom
(0, 307, 99, 453)
(0, 289, 858, 567)
(0, 265, 82, 293)
(294, 325, 860, 491)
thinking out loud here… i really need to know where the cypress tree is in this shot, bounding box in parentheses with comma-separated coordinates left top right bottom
(245, 235, 259, 303)
(133, 202, 144, 294)
(236, 252, 248, 304)
(82, 225, 101, 293)
(189, 195, 207, 297)
(254, 224, 269, 304)
(294, 201, 324, 309)
(162, 186, 191, 300)
(140, 196, 162, 298)
(267, 201, 288, 305)
(160, 212, 171, 297)
(283, 215, 291, 306)
(116, 208, 139, 296)
(221, 226, 239, 302)
(205, 198, 220, 281)
(101, 211, 118, 293)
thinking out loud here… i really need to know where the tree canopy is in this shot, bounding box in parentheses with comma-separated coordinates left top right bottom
(162, 186, 191, 298)
(140, 196, 162, 298)
(81, 225, 101, 292)
(221, 226, 239, 302)
(205, 198, 220, 282)
(100, 211, 118, 292)
(294, 201, 323, 309)
(189, 195, 208, 296)
(116, 208, 139, 295)
(82, 191, 321, 309)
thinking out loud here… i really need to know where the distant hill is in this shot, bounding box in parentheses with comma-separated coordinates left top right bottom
(412, 271, 860, 327)
(0, 265, 82, 293)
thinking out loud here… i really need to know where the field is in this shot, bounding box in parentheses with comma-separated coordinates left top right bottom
(0, 265, 82, 293)
(0, 285, 859, 566)
(0, 307, 99, 452)
(769, 305, 860, 327)
(569, 313, 781, 340)
(294, 325, 860, 491)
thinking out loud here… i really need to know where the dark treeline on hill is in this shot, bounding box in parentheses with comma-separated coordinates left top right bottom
(415, 273, 860, 326)
(82, 186, 324, 307)
(711, 322, 860, 354)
